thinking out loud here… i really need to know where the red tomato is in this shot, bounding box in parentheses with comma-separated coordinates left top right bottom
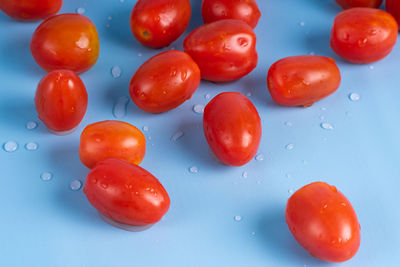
(267, 55, 341, 107)
(201, 0, 261, 28)
(335, 0, 382, 9)
(286, 182, 361, 262)
(330, 8, 398, 64)
(184, 19, 258, 82)
(0, 0, 62, 21)
(386, 0, 400, 26)
(203, 92, 261, 166)
(34, 70, 88, 133)
(129, 50, 201, 113)
(130, 0, 191, 48)
(79, 121, 146, 169)
(84, 158, 170, 226)
(30, 14, 99, 73)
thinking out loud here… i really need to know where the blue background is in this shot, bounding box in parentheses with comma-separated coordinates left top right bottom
(1, 0, 400, 266)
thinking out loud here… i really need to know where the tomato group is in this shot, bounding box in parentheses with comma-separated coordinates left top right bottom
(286, 182, 361, 262)
(330, 8, 398, 64)
(386, 0, 400, 26)
(30, 14, 99, 73)
(201, 0, 261, 28)
(130, 0, 191, 48)
(0, 0, 62, 21)
(79, 120, 146, 169)
(267, 55, 341, 107)
(184, 19, 258, 82)
(84, 158, 170, 226)
(34, 70, 88, 134)
(335, 0, 382, 9)
(129, 50, 201, 113)
(203, 92, 261, 166)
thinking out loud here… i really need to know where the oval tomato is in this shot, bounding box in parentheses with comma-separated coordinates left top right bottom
(0, 0, 62, 21)
(286, 182, 361, 262)
(34, 70, 87, 134)
(79, 120, 146, 169)
(84, 158, 170, 226)
(386, 0, 400, 26)
(130, 0, 191, 48)
(129, 50, 201, 113)
(184, 19, 258, 82)
(203, 92, 261, 166)
(267, 55, 341, 107)
(330, 8, 398, 64)
(30, 13, 99, 73)
(201, 0, 261, 28)
(335, 0, 382, 9)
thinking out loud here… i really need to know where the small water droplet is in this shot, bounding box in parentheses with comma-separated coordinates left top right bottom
(288, 188, 294, 194)
(341, 202, 347, 207)
(286, 173, 292, 178)
(3, 141, 18, 152)
(70, 180, 82, 191)
(237, 37, 248, 47)
(40, 172, 53, 181)
(349, 93, 360, 101)
(113, 96, 129, 118)
(142, 126, 149, 132)
(358, 38, 368, 47)
(251, 231, 256, 236)
(242, 171, 248, 178)
(26, 121, 38, 130)
(285, 121, 292, 127)
(111, 65, 122, 78)
(193, 104, 205, 114)
(255, 154, 264, 161)
(76, 7, 86, 14)
(205, 93, 211, 100)
(25, 142, 38, 151)
(162, 29, 167, 34)
(309, 51, 315, 55)
(107, 16, 112, 21)
(321, 122, 334, 130)
(148, 136, 152, 140)
(369, 65, 374, 70)
(299, 21, 305, 26)
(189, 166, 198, 173)
(138, 53, 142, 57)
(246, 92, 252, 97)
(162, 90, 167, 95)
(285, 143, 294, 150)
(234, 215, 242, 222)
(171, 130, 184, 141)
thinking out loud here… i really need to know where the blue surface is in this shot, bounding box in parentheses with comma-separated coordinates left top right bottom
(1, 0, 400, 266)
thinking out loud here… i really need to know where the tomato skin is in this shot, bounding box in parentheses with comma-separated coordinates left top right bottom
(0, 0, 62, 21)
(79, 121, 146, 169)
(386, 0, 400, 26)
(34, 70, 87, 133)
(335, 0, 382, 9)
(203, 92, 261, 166)
(129, 50, 201, 113)
(184, 19, 258, 82)
(30, 14, 99, 73)
(84, 159, 170, 226)
(130, 0, 191, 48)
(201, 0, 261, 28)
(330, 8, 398, 64)
(286, 182, 361, 263)
(267, 55, 341, 107)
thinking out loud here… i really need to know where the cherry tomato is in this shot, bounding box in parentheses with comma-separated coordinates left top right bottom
(330, 8, 398, 64)
(130, 0, 191, 48)
(34, 70, 88, 133)
(84, 158, 170, 226)
(184, 19, 258, 82)
(79, 121, 146, 169)
(201, 0, 261, 28)
(267, 55, 341, 107)
(129, 50, 201, 113)
(286, 182, 361, 262)
(386, 0, 400, 26)
(30, 14, 99, 73)
(0, 0, 62, 21)
(335, 0, 382, 9)
(203, 92, 261, 166)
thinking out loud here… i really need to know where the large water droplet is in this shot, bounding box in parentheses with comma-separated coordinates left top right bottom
(193, 104, 205, 114)
(40, 172, 53, 181)
(171, 130, 184, 141)
(111, 65, 122, 78)
(113, 96, 129, 118)
(25, 142, 38, 151)
(3, 141, 18, 152)
(70, 180, 82, 191)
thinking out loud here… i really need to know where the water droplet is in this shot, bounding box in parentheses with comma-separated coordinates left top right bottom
(234, 215, 242, 222)
(255, 154, 264, 161)
(26, 121, 38, 130)
(341, 202, 347, 207)
(76, 7, 86, 14)
(70, 180, 82, 191)
(25, 142, 38, 151)
(349, 93, 360, 101)
(205, 93, 211, 100)
(171, 130, 184, 141)
(148, 136, 152, 140)
(40, 172, 53, 181)
(285, 143, 294, 150)
(193, 104, 205, 114)
(111, 65, 122, 78)
(285, 121, 292, 127)
(242, 171, 248, 178)
(358, 38, 368, 47)
(237, 37, 248, 47)
(162, 90, 167, 95)
(309, 51, 315, 55)
(251, 231, 256, 236)
(299, 21, 305, 26)
(321, 122, 334, 130)
(320, 107, 327, 111)
(107, 16, 112, 21)
(189, 166, 198, 173)
(181, 71, 187, 81)
(142, 126, 149, 132)
(138, 53, 142, 57)
(3, 141, 18, 152)
(162, 29, 167, 34)
(113, 96, 129, 118)
(369, 65, 374, 70)
(169, 69, 177, 77)
(288, 188, 294, 194)
(246, 92, 252, 97)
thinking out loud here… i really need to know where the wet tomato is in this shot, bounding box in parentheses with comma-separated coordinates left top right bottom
(386, 0, 400, 26)
(201, 0, 261, 28)
(267, 55, 341, 107)
(0, 0, 62, 21)
(335, 0, 382, 9)
(84, 158, 170, 226)
(130, 0, 191, 48)
(184, 19, 258, 82)
(330, 8, 398, 64)
(34, 70, 88, 134)
(203, 92, 261, 166)
(30, 14, 99, 73)
(79, 120, 146, 169)
(286, 182, 361, 262)
(129, 50, 201, 113)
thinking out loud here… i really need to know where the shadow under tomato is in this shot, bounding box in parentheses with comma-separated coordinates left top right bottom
(311, 0, 342, 15)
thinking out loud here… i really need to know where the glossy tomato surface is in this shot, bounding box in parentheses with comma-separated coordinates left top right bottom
(201, 0, 261, 28)
(386, 0, 400, 26)
(286, 182, 361, 262)
(79, 120, 146, 169)
(330, 8, 398, 64)
(267, 55, 341, 107)
(34, 70, 87, 133)
(335, 0, 382, 9)
(0, 0, 62, 21)
(84, 158, 170, 226)
(129, 50, 201, 113)
(30, 13, 99, 73)
(130, 0, 191, 48)
(184, 19, 258, 82)
(203, 92, 261, 166)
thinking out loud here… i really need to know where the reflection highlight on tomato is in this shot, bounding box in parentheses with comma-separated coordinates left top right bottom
(335, 0, 382, 9)
(0, 0, 62, 21)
